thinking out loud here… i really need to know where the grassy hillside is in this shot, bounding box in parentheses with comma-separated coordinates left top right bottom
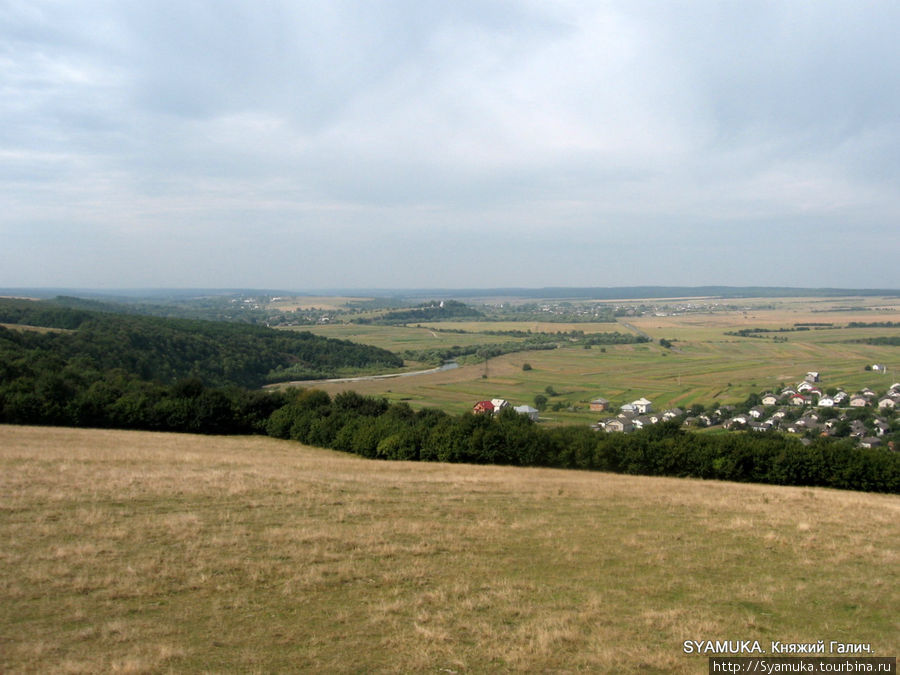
(1, 425, 896, 673)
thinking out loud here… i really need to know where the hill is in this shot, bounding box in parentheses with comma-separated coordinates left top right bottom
(1, 425, 897, 673)
(0, 297, 403, 388)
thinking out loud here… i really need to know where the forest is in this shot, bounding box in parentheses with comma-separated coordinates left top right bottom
(0, 298, 402, 388)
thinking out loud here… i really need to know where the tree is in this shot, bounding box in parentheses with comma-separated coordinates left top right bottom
(534, 394, 548, 411)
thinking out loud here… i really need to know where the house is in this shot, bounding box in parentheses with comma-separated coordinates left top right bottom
(604, 418, 633, 433)
(849, 421, 868, 438)
(874, 420, 891, 436)
(871, 364, 887, 373)
(491, 398, 510, 413)
(748, 406, 766, 419)
(797, 381, 815, 393)
(632, 397, 653, 414)
(589, 398, 610, 412)
(859, 437, 882, 449)
(805, 371, 820, 382)
(662, 407, 684, 420)
(698, 413, 717, 427)
(619, 403, 636, 415)
(833, 390, 849, 404)
(877, 397, 896, 409)
(790, 394, 809, 406)
(514, 405, 539, 421)
(724, 415, 749, 429)
(473, 400, 495, 415)
(817, 396, 835, 408)
(849, 396, 869, 408)
(761, 393, 778, 406)
(633, 416, 654, 430)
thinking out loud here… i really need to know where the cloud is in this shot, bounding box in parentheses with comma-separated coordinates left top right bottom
(0, 0, 898, 288)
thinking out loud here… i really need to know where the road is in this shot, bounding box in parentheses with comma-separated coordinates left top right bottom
(265, 361, 459, 388)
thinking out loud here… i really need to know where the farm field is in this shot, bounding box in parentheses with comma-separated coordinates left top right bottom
(290, 297, 900, 422)
(1, 425, 897, 673)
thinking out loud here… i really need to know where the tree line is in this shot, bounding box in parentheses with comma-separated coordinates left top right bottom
(265, 391, 897, 493)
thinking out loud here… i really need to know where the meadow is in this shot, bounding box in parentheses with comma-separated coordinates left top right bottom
(1, 425, 897, 673)
(290, 297, 900, 423)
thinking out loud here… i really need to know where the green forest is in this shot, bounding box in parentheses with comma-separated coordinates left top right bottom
(0, 298, 402, 388)
(0, 297, 897, 493)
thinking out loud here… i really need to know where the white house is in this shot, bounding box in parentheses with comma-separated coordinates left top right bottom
(632, 397, 653, 414)
(514, 405, 540, 421)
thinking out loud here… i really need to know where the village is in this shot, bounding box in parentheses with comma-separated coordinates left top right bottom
(473, 371, 900, 450)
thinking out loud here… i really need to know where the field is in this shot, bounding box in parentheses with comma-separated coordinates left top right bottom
(286, 296, 900, 423)
(1, 425, 897, 673)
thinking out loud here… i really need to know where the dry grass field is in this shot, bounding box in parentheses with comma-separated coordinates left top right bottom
(1, 425, 897, 673)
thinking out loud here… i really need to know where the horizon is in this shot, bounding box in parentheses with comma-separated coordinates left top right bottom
(3, 284, 899, 301)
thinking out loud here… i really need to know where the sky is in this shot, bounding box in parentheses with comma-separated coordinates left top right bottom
(2, 0, 899, 290)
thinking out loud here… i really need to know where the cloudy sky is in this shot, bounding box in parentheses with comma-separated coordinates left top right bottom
(2, 1, 898, 290)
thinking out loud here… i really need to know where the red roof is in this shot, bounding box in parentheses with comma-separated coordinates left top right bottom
(473, 400, 495, 413)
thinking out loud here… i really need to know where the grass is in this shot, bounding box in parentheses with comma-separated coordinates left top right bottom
(1, 425, 898, 673)
(292, 297, 899, 422)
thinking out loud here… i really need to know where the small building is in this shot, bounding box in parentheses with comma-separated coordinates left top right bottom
(632, 397, 653, 414)
(849, 396, 869, 408)
(817, 396, 835, 408)
(514, 405, 540, 421)
(473, 400, 495, 415)
(805, 371, 820, 382)
(589, 398, 610, 412)
(491, 398, 510, 412)
(878, 397, 896, 409)
(761, 393, 778, 406)
(604, 418, 633, 433)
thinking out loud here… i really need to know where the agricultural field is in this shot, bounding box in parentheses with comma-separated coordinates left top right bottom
(286, 296, 900, 423)
(1, 425, 897, 673)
